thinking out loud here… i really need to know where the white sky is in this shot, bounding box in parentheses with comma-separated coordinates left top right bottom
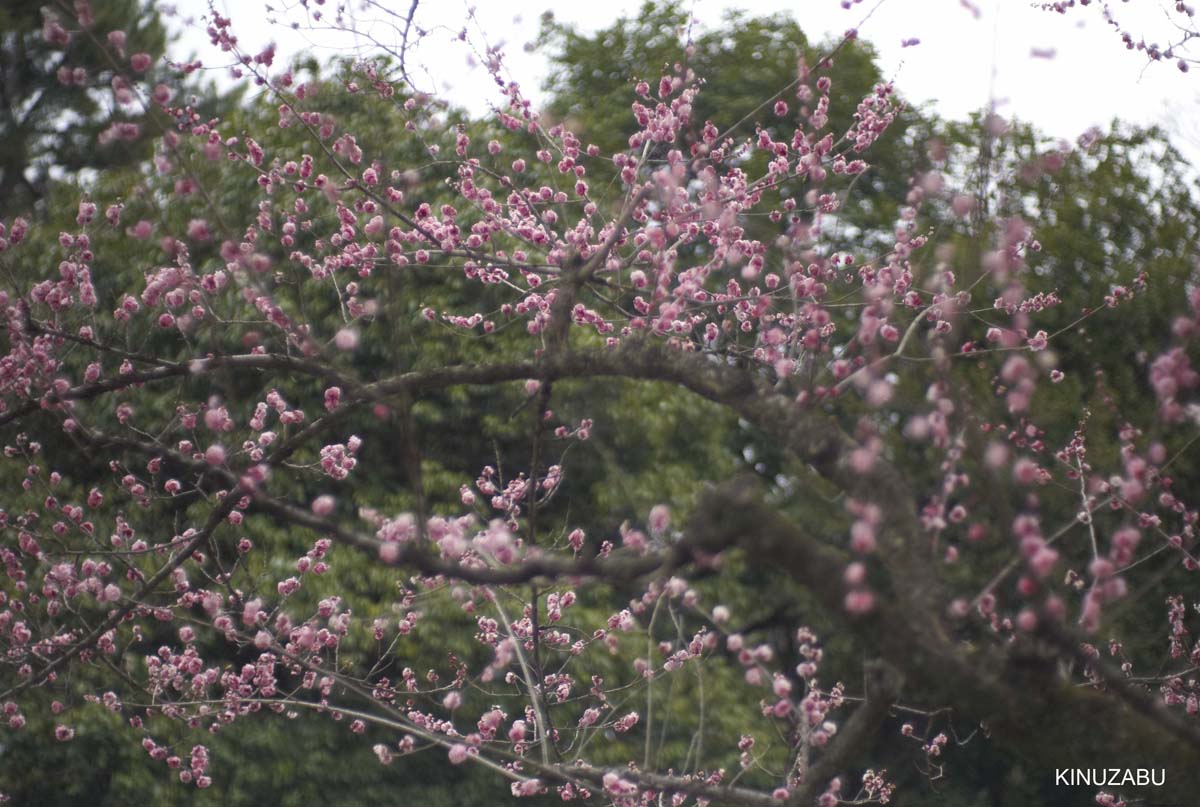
(169, 0, 1200, 154)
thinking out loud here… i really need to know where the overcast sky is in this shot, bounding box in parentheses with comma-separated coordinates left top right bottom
(171, 0, 1199, 152)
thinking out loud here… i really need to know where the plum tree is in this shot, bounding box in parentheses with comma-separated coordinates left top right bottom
(0, 2, 1198, 806)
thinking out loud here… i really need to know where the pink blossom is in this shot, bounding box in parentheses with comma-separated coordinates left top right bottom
(622, 528, 648, 553)
(186, 219, 212, 242)
(312, 495, 336, 516)
(951, 195, 975, 218)
(850, 520, 877, 554)
(844, 590, 876, 614)
(648, 504, 671, 534)
(511, 779, 543, 797)
(1012, 458, 1043, 485)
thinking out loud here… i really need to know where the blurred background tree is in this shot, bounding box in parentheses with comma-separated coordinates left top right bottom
(0, 0, 236, 217)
